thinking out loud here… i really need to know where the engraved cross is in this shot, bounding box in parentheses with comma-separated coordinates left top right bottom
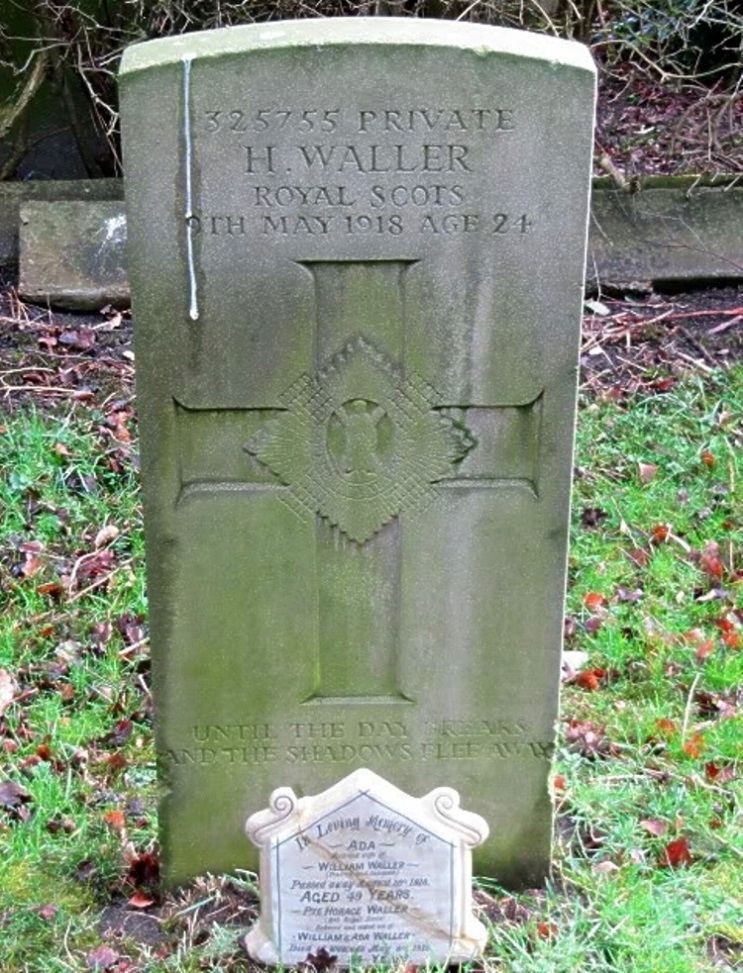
(175, 260, 542, 702)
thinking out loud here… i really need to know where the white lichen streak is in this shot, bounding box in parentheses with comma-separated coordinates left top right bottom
(182, 54, 199, 321)
(96, 213, 127, 257)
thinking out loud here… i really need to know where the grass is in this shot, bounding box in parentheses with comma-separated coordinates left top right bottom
(0, 365, 741, 972)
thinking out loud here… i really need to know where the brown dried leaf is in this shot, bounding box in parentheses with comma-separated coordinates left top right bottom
(126, 848, 160, 888)
(21, 554, 44, 579)
(640, 818, 668, 837)
(626, 546, 650, 567)
(695, 640, 716, 662)
(86, 945, 119, 970)
(0, 669, 17, 718)
(583, 592, 607, 611)
(94, 524, 120, 548)
(659, 836, 693, 868)
(102, 809, 126, 832)
(302, 947, 338, 971)
(127, 890, 156, 909)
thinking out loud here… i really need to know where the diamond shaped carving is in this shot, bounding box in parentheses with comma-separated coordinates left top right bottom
(245, 337, 474, 543)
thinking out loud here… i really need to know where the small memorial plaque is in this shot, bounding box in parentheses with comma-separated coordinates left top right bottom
(245, 768, 489, 967)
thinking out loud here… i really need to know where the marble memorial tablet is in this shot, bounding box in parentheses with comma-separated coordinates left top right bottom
(245, 768, 488, 967)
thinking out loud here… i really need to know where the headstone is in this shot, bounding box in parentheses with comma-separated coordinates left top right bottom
(245, 768, 488, 966)
(19, 201, 129, 310)
(120, 18, 595, 889)
(0, 178, 122, 268)
(588, 175, 743, 287)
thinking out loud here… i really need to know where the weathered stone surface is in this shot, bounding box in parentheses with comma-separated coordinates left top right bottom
(588, 176, 743, 286)
(0, 179, 122, 267)
(19, 200, 128, 310)
(245, 768, 488, 967)
(19, 174, 739, 302)
(120, 18, 595, 888)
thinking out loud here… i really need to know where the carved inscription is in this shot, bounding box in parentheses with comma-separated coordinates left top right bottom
(188, 103, 533, 241)
(160, 719, 554, 767)
(276, 801, 454, 963)
(245, 769, 489, 966)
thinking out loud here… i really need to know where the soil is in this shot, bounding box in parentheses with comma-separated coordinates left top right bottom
(595, 69, 742, 179)
(1, 266, 740, 413)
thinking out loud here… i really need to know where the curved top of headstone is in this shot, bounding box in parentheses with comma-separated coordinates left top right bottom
(119, 16, 595, 78)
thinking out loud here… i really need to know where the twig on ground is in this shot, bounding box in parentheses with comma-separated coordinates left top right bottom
(681, 673, 702, 744)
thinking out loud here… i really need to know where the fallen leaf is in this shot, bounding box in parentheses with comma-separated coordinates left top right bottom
(21, 555, 44, 579)
(36, 904, 58, 921)
(584, 592, 607, 610)
(721, 630, 740, 649)
(60, 329, 97, 352)
(0, 779, 32, 810)
(565, 719, 609, 756)
(694, 689, 737, 719)
(659, 836, 693, 868)
(626, 547, 650, 567)
(573, 670, 601, 691)
(715, 615, 737, 634)
(695, 640, 716, 662)
(101, 717, 133, 747)
(0, 669, 17, 718)
(573, 667, 610, 691)
(86, 945, 119, 970)
(647, 376, 677, 392)
(126, 848, 160, 888)
(35, 743, 53, 762)
(104, 752, 128, 775)
(302, 947, 337, 970)
(705, 762, 736, 783)
(616, 586, 643, 603)
(103, 809, 126, 832)
(640, 818, 668, 837)
(582, 507, 608, 528)
(585, 298, 611, 316)
(651, 524, 670, 543)
(638, 462, 658, 484)
(683, 733, 705, 758)
(94, 524, 120, 548)
(656, 718, 677, 737)
(593, 860, 620, 874)
(37, 581, 64, 599)
(127, 890, 156, 909)
(584, 615, 605, 634)
(701, 553, 725, 581)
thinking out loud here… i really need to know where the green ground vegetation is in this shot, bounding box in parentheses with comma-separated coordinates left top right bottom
(0, 365, 741, 971)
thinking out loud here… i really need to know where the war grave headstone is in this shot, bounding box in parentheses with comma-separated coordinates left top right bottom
(120, 18, 595, 891)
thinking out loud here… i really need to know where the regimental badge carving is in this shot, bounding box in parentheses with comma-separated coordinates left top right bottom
(245, 336, 474, 543)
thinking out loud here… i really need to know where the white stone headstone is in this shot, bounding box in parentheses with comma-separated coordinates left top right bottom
(245, 768, 489, 967)
(120, 17, 595, 889)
